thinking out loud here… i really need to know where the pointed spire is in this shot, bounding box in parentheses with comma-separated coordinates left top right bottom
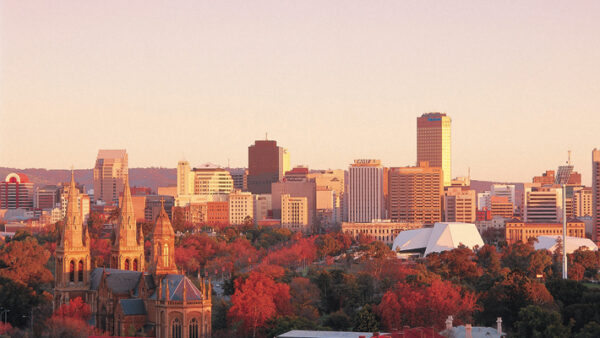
(165, 280, 170, 301)
(158, 278, 162, 301)
(65, 168, 80, 224)
(183, 278, 187, 305)
(120, 174, 135, 219)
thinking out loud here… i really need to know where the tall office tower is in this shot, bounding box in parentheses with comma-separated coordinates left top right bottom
(417, 112, 451, 186)
(573, 187, 593, 218)
(347, 160, 384, 223)
(177, 160, 194, 196)
(388, 161, 443, 225)
(489, 196, 514, 218)
(281, 194, 309, 233)
(93, 149, 128, 205)
(271, 168, 317, 229)
(247, 139, 289, 194)
(0, 173, 34, 209)
(227, 168, 248, 190)
(523, 185, 563, 223)
(491, 184, 516, 211)
(593, 149, 600, 241)
(444, 187, 476, 223)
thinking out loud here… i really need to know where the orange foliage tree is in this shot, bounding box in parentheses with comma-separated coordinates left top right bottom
(0, 236, 52, 288)
(228, 271, 292, 337)
(377, 279, 478, 330)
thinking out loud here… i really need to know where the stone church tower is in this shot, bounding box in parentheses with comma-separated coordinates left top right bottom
(149, 200, 178, 276)
(54, 171, 91, 307)
(110, 175, 145, 271)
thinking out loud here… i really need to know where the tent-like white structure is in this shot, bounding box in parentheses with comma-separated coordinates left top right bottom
(392, 222, 484, 256)
(534, 235, 598, 254)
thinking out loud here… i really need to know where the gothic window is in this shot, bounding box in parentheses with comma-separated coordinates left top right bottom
(78, 260, 84, 282)
(163, 244, 169, 267)
(69, 260, 75, 282)
(133, 258, 138, 271)
(125, 258, 130, 270)
(189, 318, 199, 338)
(172, 318, 182, 338)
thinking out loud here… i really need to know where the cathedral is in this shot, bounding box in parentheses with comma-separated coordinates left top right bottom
(54, 172, 212, 337)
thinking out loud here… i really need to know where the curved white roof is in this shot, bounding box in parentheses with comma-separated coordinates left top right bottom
(392, 222, 484, 256)
(534, 235, 598, 254)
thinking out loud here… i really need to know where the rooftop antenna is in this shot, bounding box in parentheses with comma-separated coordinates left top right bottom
(567, 150, 572, 165)
(265, 132, 268, 141)
(228, 158, 230, 168)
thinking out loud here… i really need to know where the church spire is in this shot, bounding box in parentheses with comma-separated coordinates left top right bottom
(110, 172, 145, 271)
(150, 198, 178, 276)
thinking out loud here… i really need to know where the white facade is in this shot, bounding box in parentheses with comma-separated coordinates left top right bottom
(534, 235, 598, 254)
(281, 194, 309, 232)
(347, 160, 384, 223)
(392, 222, 484, 256)
(477, 191, 491, 210)
(491, 184, 516, 211)
(524, 186, 563, 223)
(229, 190, 254, 225)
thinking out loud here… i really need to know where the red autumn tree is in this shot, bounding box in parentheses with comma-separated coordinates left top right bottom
(0, 236, 52, 287)
(378, 279, 478, 330)
(54, 297, 92, 321)
(228, 271, 292, 337)
(90, 238, 111, 267)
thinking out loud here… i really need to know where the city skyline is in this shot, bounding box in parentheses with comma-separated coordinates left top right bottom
(2, 1, 600, 183)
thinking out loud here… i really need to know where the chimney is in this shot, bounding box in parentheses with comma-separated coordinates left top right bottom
(465, 324, 472, 338)
(497, 317, 503, 335)
(445, 315, 454, 330)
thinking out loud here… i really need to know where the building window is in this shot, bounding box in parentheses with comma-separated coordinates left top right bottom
(163, 244, 169, 267)
(69, 260, 75, 282)
(172, 318, 182, 338)
(78, 260, 84, 282)
(133, 258, 138, 271)
(189, 318, 199, 338)
(125, 259, 130, 270)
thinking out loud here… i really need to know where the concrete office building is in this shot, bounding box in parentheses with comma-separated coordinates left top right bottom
(573, 187, 593, 218)
(417, 113, 451, 186)
(1, 173, 34, 210)
(388, 162, 443, 225)
(271, 170, 316, 229)
(444, 188, 476, 223)
(593, 149, 600, 241)
(281, 194, 309, 233)
(247, 139, 290, 194)
(477, 191, 491, 210)
(347, 160, 384, 223)
(490, 196, 514, 218)
(176, 161, 234, 206)
(93, 149, 128, 205)
(35, 185, 61, 210)
(523, 185, 563, 223)
(490, 184, 516, 210)
(229, 190, 254, 226)
(253, 194, 272, 224)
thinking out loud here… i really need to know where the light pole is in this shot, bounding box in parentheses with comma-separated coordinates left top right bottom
(562, 184, 568, 279)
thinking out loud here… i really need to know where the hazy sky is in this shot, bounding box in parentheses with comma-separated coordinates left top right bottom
(1, 1, 599, 184)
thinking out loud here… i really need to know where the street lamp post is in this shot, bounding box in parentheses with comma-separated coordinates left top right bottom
(562, 184, 568, 279)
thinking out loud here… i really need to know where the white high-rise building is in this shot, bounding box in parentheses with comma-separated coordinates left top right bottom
(93, 149, 128, 205)
(491, 184, 516, 211)
(524, 185, 563, 223)
(347, 159, 384, 223)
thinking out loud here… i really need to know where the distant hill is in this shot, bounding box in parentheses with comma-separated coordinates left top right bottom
(0, 167, 176, 192)
(470, 180, 524, 195)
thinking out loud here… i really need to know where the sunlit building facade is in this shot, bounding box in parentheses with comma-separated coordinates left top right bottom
(417, 113, 451, 186)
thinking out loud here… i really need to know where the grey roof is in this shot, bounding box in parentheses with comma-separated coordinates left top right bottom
(151, 274, 204, 301)
(119, 299, 147, 316)
(443, 326, 504, 338)
(277, 331, 376, 338)
(90, 268, 143, 294)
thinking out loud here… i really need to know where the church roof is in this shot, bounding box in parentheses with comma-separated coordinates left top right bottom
(119, 299, 147, 316)
(90, 268, 142, 294)
(152, 274, 205, 301)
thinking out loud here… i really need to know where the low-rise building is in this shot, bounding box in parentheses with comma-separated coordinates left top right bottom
(342, 221, 422, 244)
(505, 219, 585, 244)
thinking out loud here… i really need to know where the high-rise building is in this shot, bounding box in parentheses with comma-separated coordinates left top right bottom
(347, 160, 384, 223)
(176, 161, 234, 206)
(523, 185, 563, 223)
(477, 191, 491, 210)
(573, 187, 593, 218)
(93, 149, 128, 205)
(0, 173, 34, 209)
(253, 194, 272, 224)
(490, 184, 516, 211)
(417, 113, 451, 186)
(229, 190, 254, 226)
(271, 169, 317, 229)
(227, 168, 248, 191)
(35, 185, 61, 210)
(593, 149, 600, 241)
(444, 187, 476, 223)
(281, 194, 309, 233)
(247, 139, 289, 194)
(489, 196, 514, 218)
(388, 161, 443, 225)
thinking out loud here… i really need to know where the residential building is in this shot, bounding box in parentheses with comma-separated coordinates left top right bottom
(229, 190, 254, 226)
(0, 173, 34, 209)
(505, 220, 585, 244)
(573, 187, 593, 218)
(388, 161, 443, 225)
(93, 149, 128, 205)
(444, 187, 476, 223)
(281, 194, 309, 233)
(417, 112, 451, 186)
(342, 221, 421, 245)
(247, 139, 289, 194)
(347, 160, 384, 223)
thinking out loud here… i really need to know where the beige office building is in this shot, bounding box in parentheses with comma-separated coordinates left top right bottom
(417, 113, 451, 186)
(388, 161, 443, 225)
(281, 194, 309, 233)
(342, 221, 422, 245)
(523, 185, 563, 223)
(93, 149, 128, 205)
(176, 161, 234, 206)
(444, 187, 476, 223)
(347, 160, 384, 223)
(573, 187, 593, 218)
(229, 190, 254, 226)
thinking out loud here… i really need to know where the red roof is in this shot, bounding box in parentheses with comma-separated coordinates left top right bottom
(368, 328, 445, 338)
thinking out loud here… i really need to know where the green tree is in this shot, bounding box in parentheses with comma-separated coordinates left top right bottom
(353, 304, 379, 332)
(514, 305, 569, 338)
(575, 321, 600, 338)
(323, 310, 352, 330)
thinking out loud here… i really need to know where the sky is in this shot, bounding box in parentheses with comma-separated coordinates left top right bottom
(1, 1, 599, 184)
